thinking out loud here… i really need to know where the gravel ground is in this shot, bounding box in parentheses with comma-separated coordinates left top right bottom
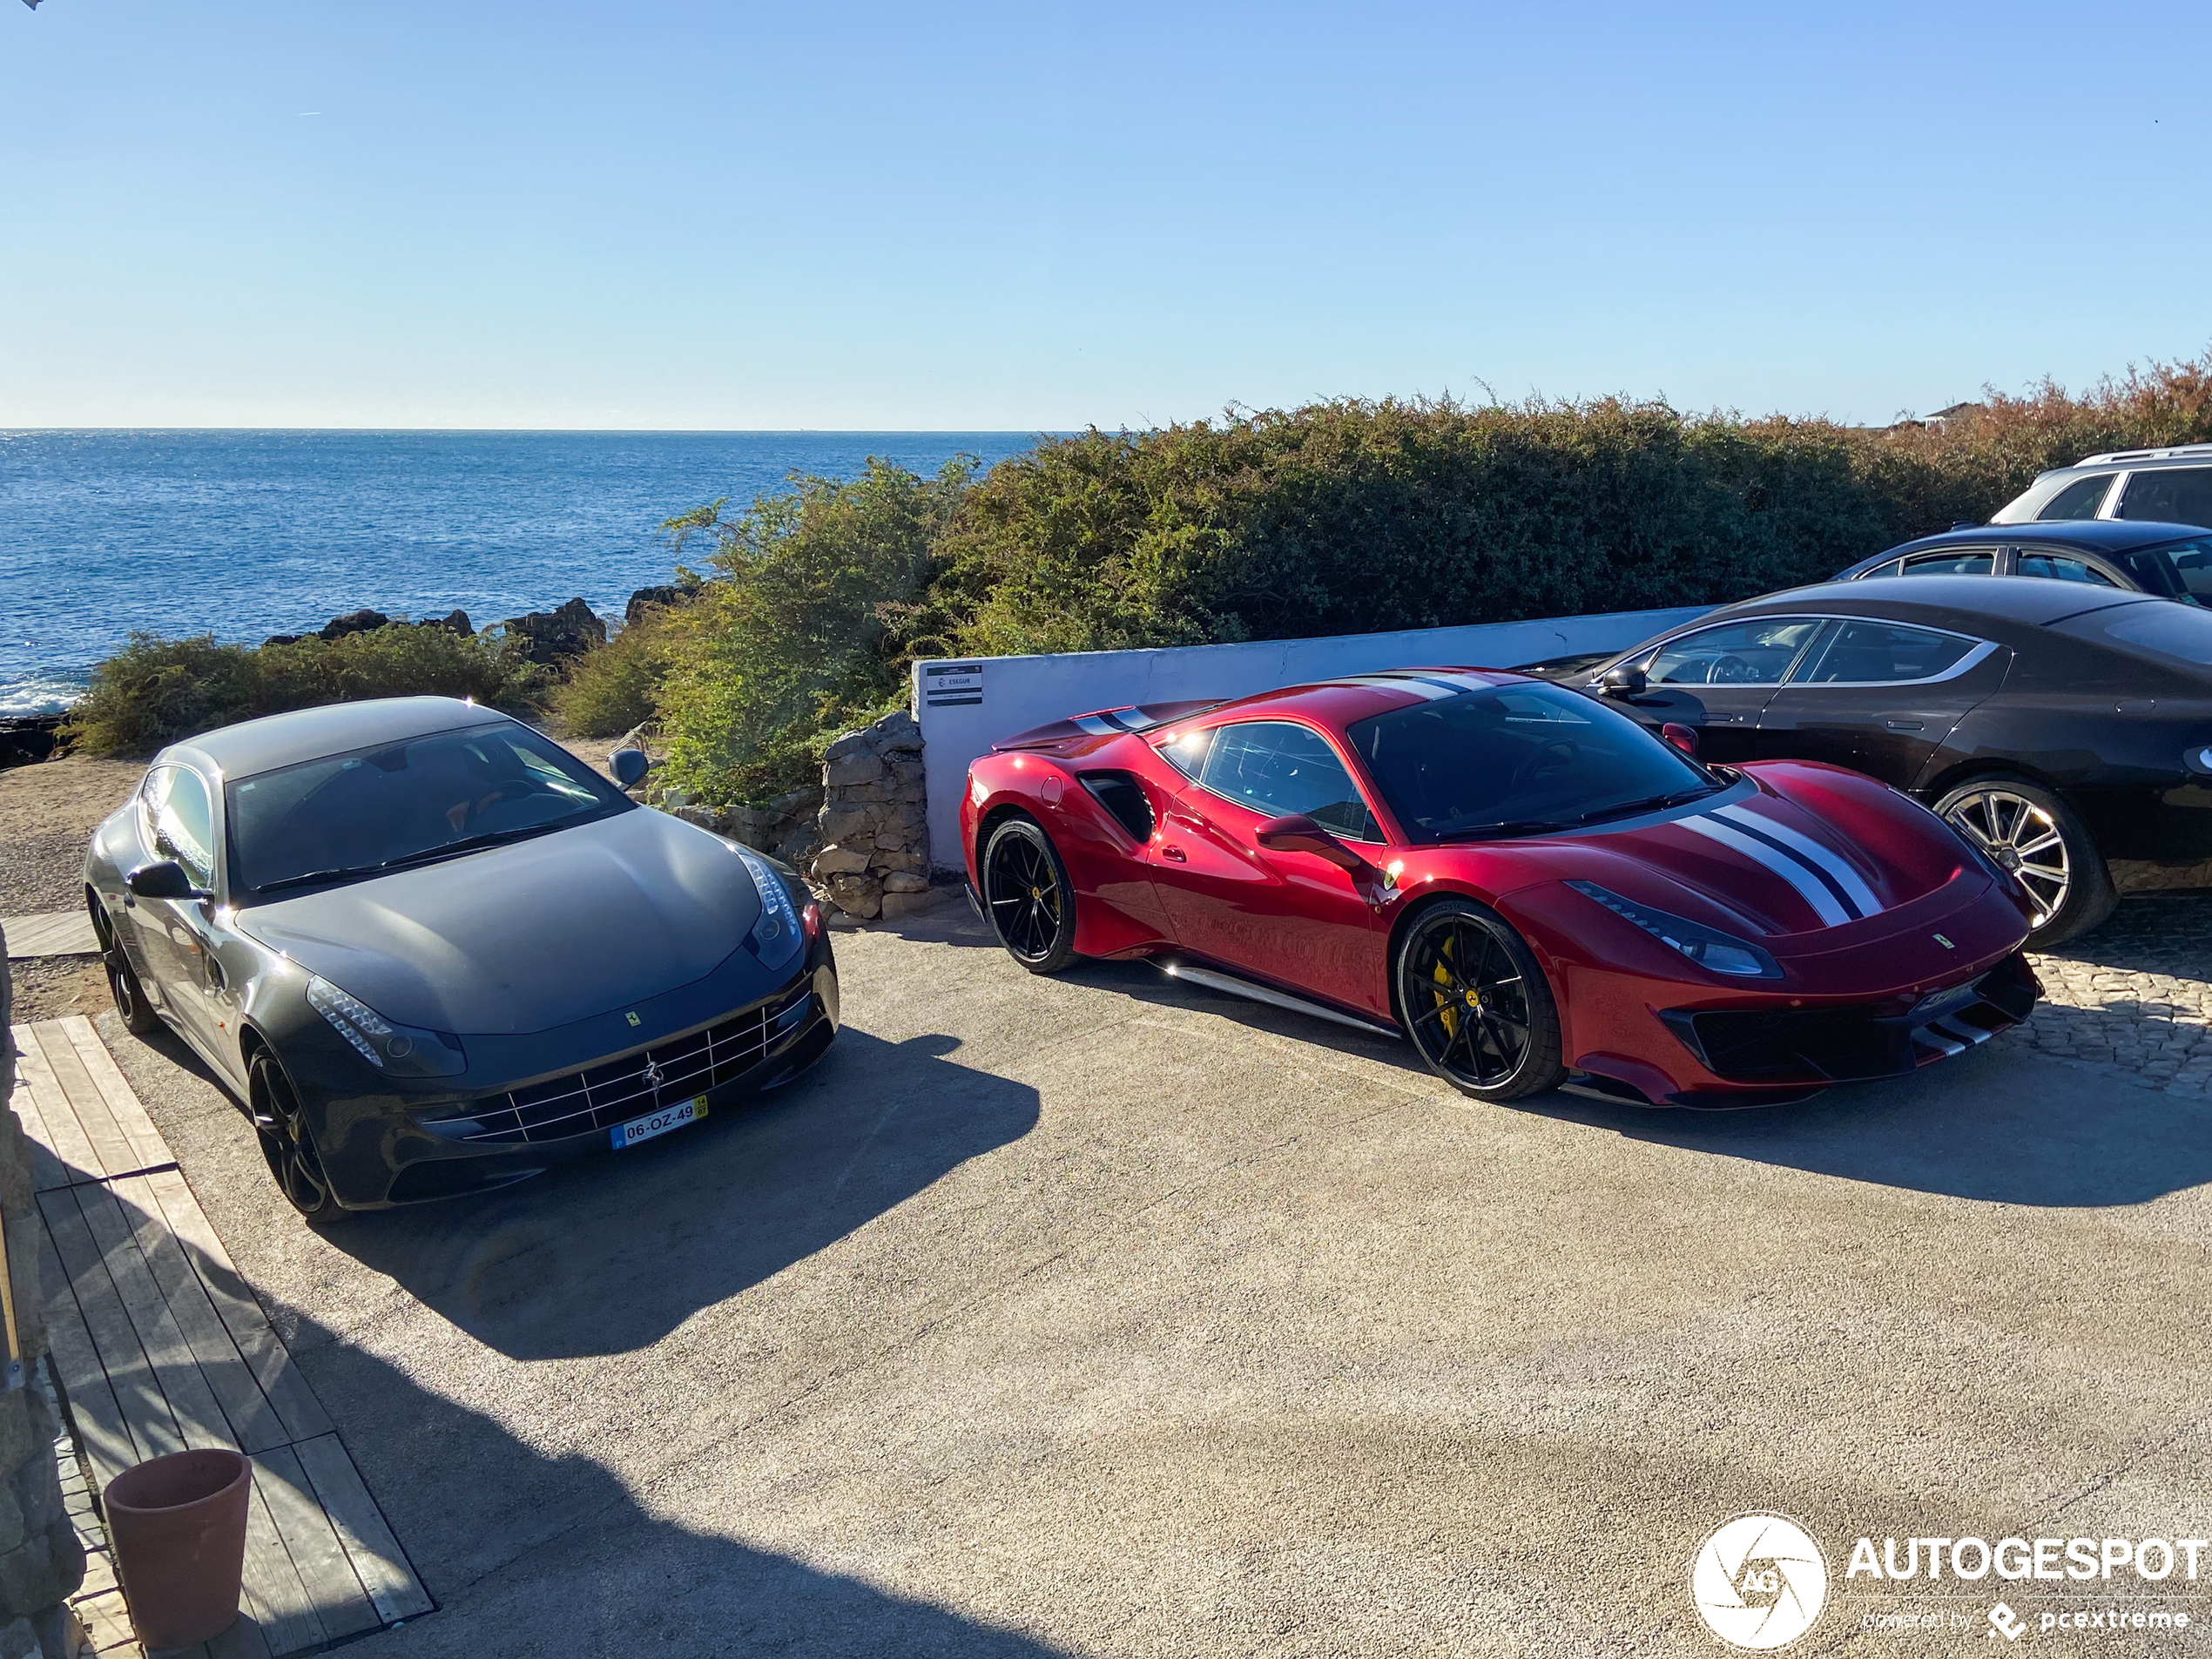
(3, 956, 108, 1025)
(2013, 889, 2212, 1096)
(0, 827, 91, 917)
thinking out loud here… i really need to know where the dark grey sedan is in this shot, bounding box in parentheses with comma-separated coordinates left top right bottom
(84, 697, 839, 1223)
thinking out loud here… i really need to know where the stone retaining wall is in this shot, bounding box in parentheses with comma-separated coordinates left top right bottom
(0, 933, 87, 1657)
(810, 711, 934, 921)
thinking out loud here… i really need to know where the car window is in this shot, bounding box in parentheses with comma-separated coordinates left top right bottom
(1791, 621, 1979, 685)
(1857, 558, 1903, 579)
(226, 722, 627, 894)
(142, 765, 216, 888)
(2056, 602, 2212, 669)
(1643, 618, 1825, 686)
(1898, 549, 1996, 576)
(2117, 467, 2212, 529)
(2034, 474, 2117, 521)
(2016, 552, 2121, 587)
(1157, 727, 1215, 779)
(2119, 536, 2212, 605)
(1196, 721, 1379, 840)
(1345, 683, 1712, 845)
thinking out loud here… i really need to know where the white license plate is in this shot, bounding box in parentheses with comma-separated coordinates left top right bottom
(610, 1096, 706, 1150)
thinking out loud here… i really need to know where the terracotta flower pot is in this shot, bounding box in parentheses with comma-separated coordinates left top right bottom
(105, 1448, 251, 1649)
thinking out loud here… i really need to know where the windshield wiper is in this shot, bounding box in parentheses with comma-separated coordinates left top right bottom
(254, 822, 570, 894)
(1437, 818, 1576, 840)
(1574, 786, 1721, 826)
(257, 863, 388, 893)
(375, 821, 569, 872)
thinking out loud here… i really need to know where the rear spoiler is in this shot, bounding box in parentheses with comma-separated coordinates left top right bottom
(992, 699, 1222, 752)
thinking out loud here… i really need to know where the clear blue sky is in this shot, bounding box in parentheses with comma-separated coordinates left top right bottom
(3, 1, 2203, 431)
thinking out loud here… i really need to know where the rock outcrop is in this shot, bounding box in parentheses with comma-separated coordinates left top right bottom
(624, 583, 701, 627)
(499, 598, 607, 666)
(262, 607, 475, 648)
(809, 710, 932, 920)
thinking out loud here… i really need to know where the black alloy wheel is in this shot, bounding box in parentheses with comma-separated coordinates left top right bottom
(1396, 900, 1566, 1102)
(250, 1052, 349, 1225)
(92, 901, 164, 1038)
(982, 817, 1080, 974)
(1934, 777, 2115, 947)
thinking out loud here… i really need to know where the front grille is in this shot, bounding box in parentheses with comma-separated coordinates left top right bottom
(1662, 955, 2040, 1084)
(438, 981, 816, 1143)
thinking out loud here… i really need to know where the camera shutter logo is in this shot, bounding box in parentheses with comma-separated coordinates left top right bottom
(1689, 1514, 1828, 1650)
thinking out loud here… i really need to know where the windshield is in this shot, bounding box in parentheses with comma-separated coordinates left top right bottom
(226, 722, 630, 894)
(1345, 682, 1716, 843)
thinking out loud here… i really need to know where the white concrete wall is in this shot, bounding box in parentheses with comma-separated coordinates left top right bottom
(912, 604, 1713, 873)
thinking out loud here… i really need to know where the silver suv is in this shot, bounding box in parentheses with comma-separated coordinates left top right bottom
(1992, 444, 2212, 527)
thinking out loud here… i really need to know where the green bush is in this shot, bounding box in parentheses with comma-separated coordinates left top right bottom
(64, 624, 544, 754)
(550, 598, 689, 738)
(651, 457, 973, 804)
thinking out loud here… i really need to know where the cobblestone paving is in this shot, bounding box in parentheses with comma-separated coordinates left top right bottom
(2011, 891, 2212, 1098)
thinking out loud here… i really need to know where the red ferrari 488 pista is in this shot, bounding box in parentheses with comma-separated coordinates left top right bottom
(960, 668, 2041, 1108)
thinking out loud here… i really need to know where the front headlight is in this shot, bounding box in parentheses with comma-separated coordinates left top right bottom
(1566, 880, 1783, 981)
(306, 975, 468, 1076)
(731, 844, 806, 970)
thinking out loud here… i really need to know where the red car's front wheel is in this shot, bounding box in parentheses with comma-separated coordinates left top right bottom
(1397, 900, 1566, 1102)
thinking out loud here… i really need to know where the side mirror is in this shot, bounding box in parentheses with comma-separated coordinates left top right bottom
(609, 747, 650, 791)
(1661, 722, 1700, 758)
(1254, 813, 1369, 873)
(1600, 664, 1648, 698)
(127, 860, 212, 902)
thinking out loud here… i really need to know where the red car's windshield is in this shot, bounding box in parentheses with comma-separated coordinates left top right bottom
(1345, 682, 1716, 843)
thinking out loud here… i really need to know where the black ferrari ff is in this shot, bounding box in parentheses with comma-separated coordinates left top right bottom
(84, 697, 839, 1222)
(1540, 576, 2212, 945)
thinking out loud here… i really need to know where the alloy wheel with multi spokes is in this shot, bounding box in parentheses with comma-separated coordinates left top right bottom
(982, 817, 1079, 973)
(251, 1052, 349, 1224)
(1396, 900, 1564, 1101)
(1935, 777, 2114, 945)
(93, 902, 165, 1037)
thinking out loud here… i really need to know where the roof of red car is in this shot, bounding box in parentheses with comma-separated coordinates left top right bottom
(994, 667, 1524, 752)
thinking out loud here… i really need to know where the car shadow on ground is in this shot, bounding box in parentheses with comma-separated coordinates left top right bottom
(1059, 955, 2212, 1210)
(322, 1028, 1041, 1362)
(253, 1304, 1078, 1656)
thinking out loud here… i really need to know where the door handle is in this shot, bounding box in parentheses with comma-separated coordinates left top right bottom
(1883, 718, 1925, 732)
(1160, 846, 1187, 862)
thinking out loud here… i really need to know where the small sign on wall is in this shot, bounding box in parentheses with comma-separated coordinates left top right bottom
(923, 663, 984, 707)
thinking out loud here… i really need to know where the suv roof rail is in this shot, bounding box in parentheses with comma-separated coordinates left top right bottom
(2075, 442, 2212, 465)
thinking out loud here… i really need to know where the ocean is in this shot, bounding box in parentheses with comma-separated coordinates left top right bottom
(0, 429, 1048, 717)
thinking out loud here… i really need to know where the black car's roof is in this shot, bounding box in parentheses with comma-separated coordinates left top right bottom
(1720, 575, 2160, 630)
(158, 696, 509, 779)
(1872, 519, 2209, 561)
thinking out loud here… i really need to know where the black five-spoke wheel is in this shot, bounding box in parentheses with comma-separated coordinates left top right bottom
(982, 817, 1079, 974)
(250, 1052, 348, 1225)
(1397, 900, 1565, 1101)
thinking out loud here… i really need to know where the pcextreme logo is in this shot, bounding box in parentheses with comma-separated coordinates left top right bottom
(1690, 1514, 1830, 1650)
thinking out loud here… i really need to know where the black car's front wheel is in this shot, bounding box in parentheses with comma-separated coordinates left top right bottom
(250, 1051, 350, 1225)
(981, 816, 1080, 974)
(91, 901, 164, 1038)
(1935, 777, 2114, 947)
(1397, 900, 1566, 1102)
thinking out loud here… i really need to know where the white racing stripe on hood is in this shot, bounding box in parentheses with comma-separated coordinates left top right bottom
(1677, 814, 1854, 928)
(1712, 803, 1884, 918)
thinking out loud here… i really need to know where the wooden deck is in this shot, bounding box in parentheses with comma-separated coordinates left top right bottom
(10, 1017, 432, 1657)
(3, 912, 101, 960)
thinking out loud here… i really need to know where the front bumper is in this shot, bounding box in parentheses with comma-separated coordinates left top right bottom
(284, 935, 840, 1210)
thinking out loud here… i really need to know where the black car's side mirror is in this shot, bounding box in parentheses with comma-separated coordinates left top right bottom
(1600, 664, 1648, 698)
(127, 860, 213, 902)
(1255, 813, 1369, 873)
(609, 747, 650, 791)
